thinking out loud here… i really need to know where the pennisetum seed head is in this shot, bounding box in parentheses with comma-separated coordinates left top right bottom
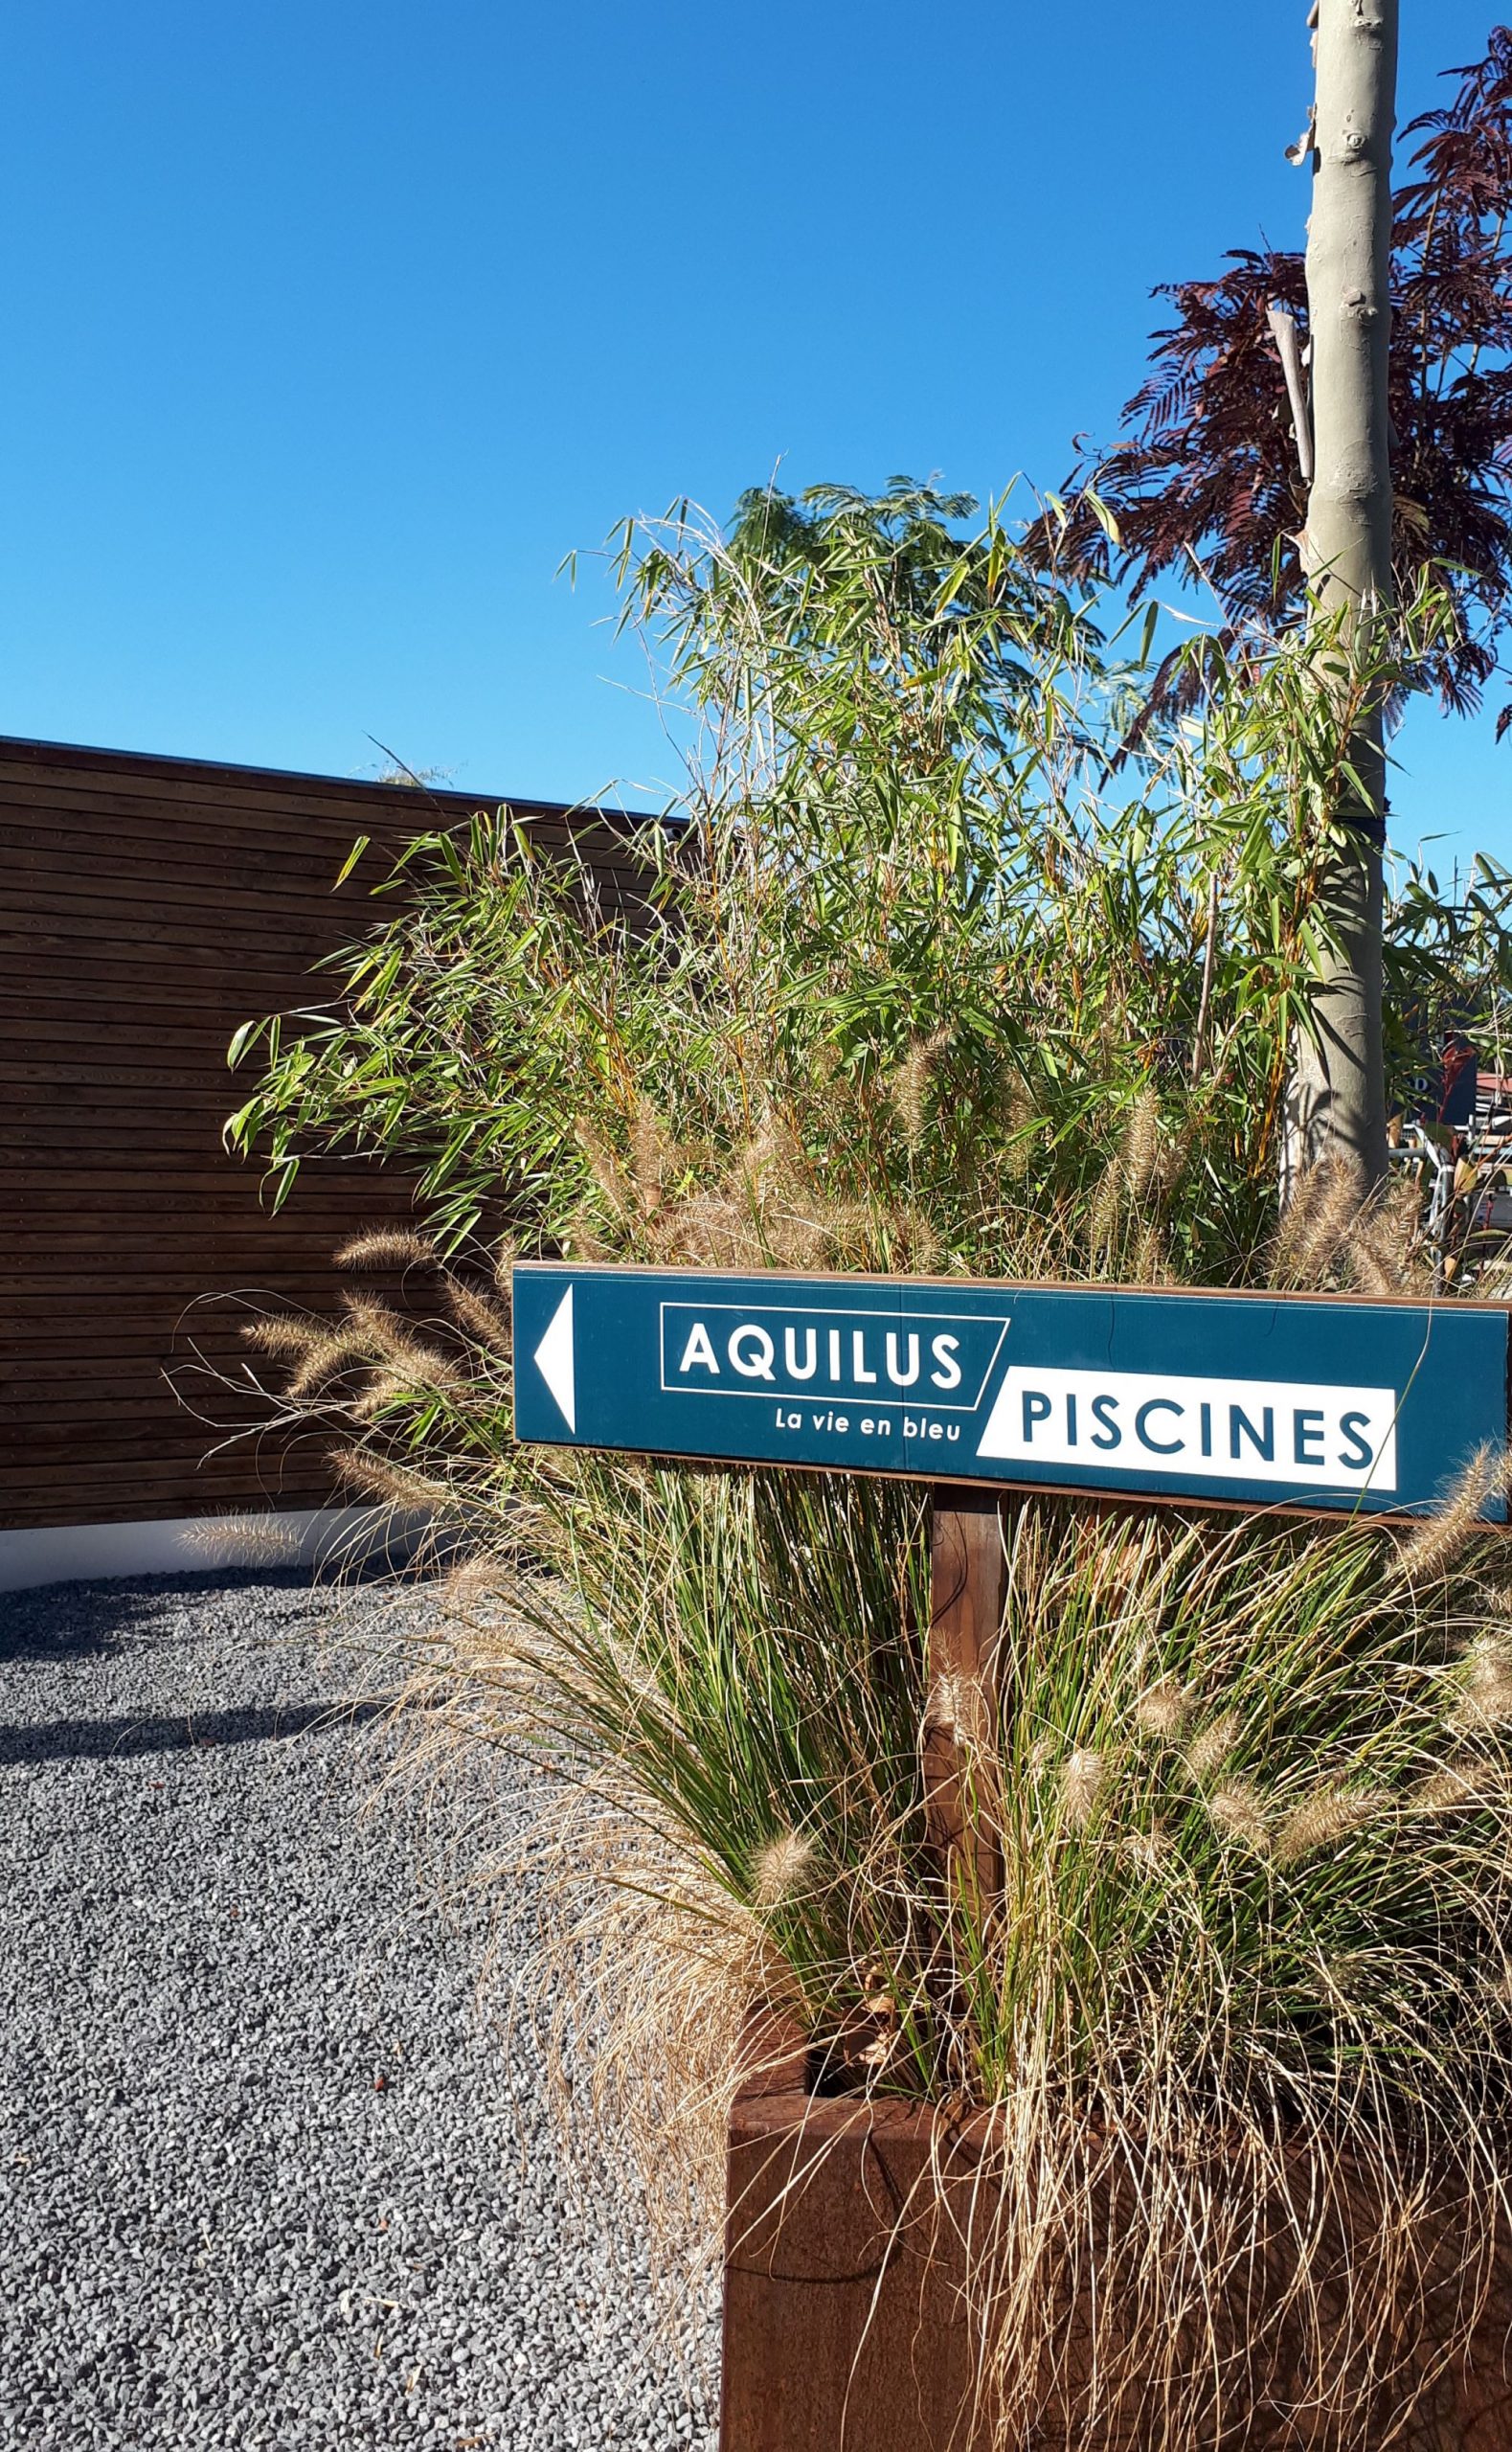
(1059, 1747, 1108, 1831)
(1185, 1708, 1243, 1783)
(1207, 1778, 1270, 1853)
(1089, 1165, 1122, 1262)
(1272, 1158, 1365, 1289)
(1122, 1086, 1163, 1207)
(1449, 1667, 1512, 1736)
(1134, 1676, 1190, 1740)
(335, 1228, 437, 1271)
(1398, 1445, 1506, 1587)
(1121, 1825, 1173, 1875)
(1275, 1781, 1384, 1867)
(889, 1033, 949, 1151)
(1409, 1760, 1482, 1814)
(752, 1828, 814, 1909)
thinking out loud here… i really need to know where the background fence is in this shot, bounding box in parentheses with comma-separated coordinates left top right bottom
(1, 735, 645, 1530)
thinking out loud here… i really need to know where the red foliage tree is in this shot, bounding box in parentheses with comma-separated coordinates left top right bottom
(1063, 28, 1512, 729)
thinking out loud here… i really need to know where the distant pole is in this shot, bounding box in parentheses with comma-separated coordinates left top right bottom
(1289, 0, 1398, 1191)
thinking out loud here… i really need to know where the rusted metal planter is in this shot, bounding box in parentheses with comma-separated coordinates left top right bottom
(719, 2076, 986, 2452)
(718, 2067, 1512, 2452)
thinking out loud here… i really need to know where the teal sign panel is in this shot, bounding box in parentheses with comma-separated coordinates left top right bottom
(511, 1264, 1511, 1520)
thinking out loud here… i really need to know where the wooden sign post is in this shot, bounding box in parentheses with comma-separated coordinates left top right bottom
(924, 1488, 1007, 1923)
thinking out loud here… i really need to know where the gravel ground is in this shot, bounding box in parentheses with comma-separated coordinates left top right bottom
(0, 1570, 718, 2451)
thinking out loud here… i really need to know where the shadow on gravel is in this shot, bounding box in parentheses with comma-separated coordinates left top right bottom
(0, 1584, 169, 1664)
(0, 1567, 323, 1665)
(0, 1696, 395, 1766)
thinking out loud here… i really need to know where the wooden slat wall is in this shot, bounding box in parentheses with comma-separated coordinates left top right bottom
(0, 736, 647, 1529)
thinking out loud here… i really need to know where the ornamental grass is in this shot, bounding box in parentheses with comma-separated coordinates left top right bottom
(223, 484, 1512, 2444)
(235, 1214, 1512, 2448)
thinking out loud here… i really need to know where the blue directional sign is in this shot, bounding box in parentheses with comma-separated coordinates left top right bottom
(511, 1264, 1512, 1520)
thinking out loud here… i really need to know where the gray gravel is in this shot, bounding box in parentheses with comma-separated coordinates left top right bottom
(0, 1570, 717, 2450)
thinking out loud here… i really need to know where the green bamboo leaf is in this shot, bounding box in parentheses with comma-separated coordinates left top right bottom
(333, 833, 372, 888)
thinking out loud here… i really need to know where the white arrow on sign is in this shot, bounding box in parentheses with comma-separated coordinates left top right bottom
(532, 1286, 576, 1432)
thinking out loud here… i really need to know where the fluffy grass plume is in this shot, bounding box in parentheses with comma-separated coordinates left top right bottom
(1134, 1675, 1190, 1739)
(1185, 1707, 1243, 1782)
(1207, 1776, 1270, 1852)
(1275, 1780, 1385, 1866)
(1397, 1443, 1506, 1585)
(334, 1228, 437, 1270)
(1058, 1746, 1108, 1831)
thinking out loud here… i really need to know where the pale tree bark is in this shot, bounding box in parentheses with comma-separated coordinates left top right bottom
(1287, 0, 1398, 1192)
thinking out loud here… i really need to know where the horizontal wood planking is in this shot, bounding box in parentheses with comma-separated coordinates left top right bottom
(0, 786, 646, 849)
(0, 792, 646, 878)
(0, 734, 644, 813)
(2, 1227, 431, 1259)
(0, 1181, 409, 1213)
(4, 1466, 342, 1526)
(1, 735, 642, 1528)
(5, 1277, 433, 1306)
(0, 999, 347, 1037)
(1, 850, 645, 909)
(0, 1162, 402, 1189)
(0, 1440, 334, 1480)
(0, 1421, 325, 1466)
(0, 972, 354, 1018)
(3, 1340, 348, 1376)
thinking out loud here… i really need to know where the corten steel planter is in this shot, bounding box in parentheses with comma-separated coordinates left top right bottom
(719, 2076, 987, 2452)
(717, 2064, 1512, 2452)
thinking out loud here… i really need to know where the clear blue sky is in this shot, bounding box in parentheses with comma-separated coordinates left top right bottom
(2, 1, 1506, 868)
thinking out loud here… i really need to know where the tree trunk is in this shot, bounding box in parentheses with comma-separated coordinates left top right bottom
(1289, 0, 1398, 1191)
